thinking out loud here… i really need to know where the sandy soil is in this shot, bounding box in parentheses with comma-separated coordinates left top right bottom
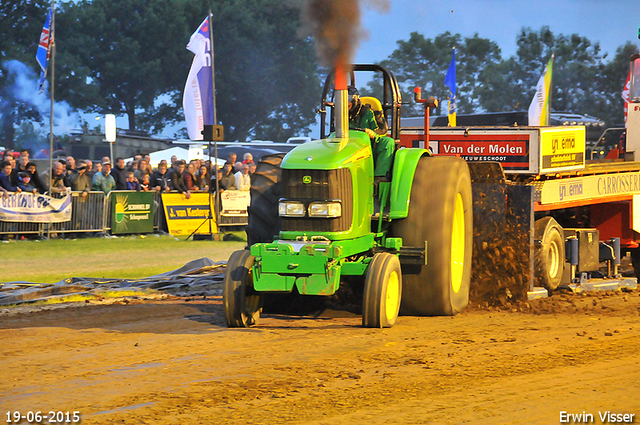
(1, 290, 640, 424)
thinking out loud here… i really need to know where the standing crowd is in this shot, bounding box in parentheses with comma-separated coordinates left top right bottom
(0, 149, 259, 199)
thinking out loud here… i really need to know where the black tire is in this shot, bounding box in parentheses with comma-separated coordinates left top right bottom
(534, 217, 565, 291)
(223, 249, 262, 327)
(362, 253, 402, 328)
(246, 153, 285, 246)
(630, 248, 640, 279)
(392, 156, 473, 316)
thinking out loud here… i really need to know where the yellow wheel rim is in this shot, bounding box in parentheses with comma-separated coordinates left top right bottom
(385, 270, 400, 321)
(451, 193, 465, 294)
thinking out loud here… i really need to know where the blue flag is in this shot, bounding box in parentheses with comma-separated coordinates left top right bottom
(444, 48, 456, 126)
(36, 7, 53, 94)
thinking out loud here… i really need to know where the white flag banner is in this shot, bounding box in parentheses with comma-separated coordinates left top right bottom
(0, 192, 72, 223)
(528, 56, 553, 126)
(183, 17, 214, 141)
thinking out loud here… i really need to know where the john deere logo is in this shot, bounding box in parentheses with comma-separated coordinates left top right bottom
(303, 175, 312, 184)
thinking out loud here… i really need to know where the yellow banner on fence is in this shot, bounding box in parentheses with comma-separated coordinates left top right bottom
(162, 193, 217, 236)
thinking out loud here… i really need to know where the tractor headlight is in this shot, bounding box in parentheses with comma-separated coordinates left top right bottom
(279, 201, 305, 217)
(308, 201, 342, 218)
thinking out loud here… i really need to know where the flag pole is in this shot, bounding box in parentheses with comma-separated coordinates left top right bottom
(547, 53, 554, 126)
(48, 0, 55, 197)
(209, 9, 220, 232)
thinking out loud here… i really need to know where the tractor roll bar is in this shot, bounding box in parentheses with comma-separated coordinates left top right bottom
(319, 64, 403, 140)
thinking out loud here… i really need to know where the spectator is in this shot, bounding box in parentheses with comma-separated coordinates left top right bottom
(212, 168, 224, 192)
(139, 173, 151, 191)
(25, 162, 46, 194)
(219, 162, 236, 190)
(134, 159, 149, 180)
(168, 160, 191, 198)
(11, 155, 29, 186)
(47, 161, 70, 194)
(235, 163, 251, 191)
(170, 155, 178, 167)
(150, 162, 171, 192)
(65, 155, 76, 177)
(242, 153, 254, 165)
(195, 165, 210, 192)
(111, 157, 127, 190)
(183, 163, 198, 191)
(249, 163, 257, 175)
(129, 160, 138, 174)
(92, 160, 116, 194)
(17, 172, 37, 194)
(0, 161, 20, 193)
(227, 152, 237, 166)
(84, 160, 95, 179)
(70, 163, 91, 197)
(125, 171, 140, 191)
(94, 162, 102, 176)
(101, 156, 110, 166)
(234, 161, 242, 172)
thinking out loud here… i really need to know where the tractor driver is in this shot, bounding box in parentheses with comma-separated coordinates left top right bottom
(347, 86, 394, 183)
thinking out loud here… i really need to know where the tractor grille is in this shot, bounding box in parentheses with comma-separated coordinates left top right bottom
(281, 168, 353, 232)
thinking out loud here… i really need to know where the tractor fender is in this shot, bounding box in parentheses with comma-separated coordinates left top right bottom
(389, 147, 430, 219)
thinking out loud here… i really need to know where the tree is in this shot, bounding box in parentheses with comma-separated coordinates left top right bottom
(54, 0, 320, 141)
(202, 0, 320, 142)
(0, 0, 50, 149)
(364, 32, 502, 117)
(55, 0, 194, 133)
(596, 42, 639, 126)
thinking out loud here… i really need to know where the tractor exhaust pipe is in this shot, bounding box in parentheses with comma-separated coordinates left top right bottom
(334, 61, 348, 140)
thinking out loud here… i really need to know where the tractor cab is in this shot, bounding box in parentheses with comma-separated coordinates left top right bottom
(319, 64, 402, 141)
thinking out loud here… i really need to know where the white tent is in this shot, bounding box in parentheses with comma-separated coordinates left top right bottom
(127, 146, 226, 168)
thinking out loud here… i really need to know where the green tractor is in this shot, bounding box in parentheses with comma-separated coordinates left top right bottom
(223, 65, 473, 328)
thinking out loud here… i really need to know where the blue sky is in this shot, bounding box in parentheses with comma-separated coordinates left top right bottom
(355, 0, 640, 63)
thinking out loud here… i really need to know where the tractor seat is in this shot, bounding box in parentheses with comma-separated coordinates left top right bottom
(360, 96, 389, 135)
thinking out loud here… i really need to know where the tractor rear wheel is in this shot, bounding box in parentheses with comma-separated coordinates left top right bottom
(362, 253, 402, 328)
(223, 249, 262, 327)
(534, 217, 565, 291)
(392, 156, 473, 316)
(246, 153, 285, 246)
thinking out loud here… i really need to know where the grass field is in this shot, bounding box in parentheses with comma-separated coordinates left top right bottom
(0, 234, 246, 284)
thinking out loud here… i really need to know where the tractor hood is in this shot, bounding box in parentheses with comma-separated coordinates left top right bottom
(281, 130, 372, 170)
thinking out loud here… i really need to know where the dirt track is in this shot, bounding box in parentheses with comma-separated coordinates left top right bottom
(1, 290, 640, 424)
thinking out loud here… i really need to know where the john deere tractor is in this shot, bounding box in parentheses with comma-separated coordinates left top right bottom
(223, 64, 473, 328)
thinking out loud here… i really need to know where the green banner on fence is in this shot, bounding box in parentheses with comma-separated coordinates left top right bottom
(110, 191, 155, 234)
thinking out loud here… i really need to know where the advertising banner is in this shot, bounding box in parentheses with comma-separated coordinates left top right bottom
(110, 191, 155, 234)
(220, 190, 250, 216)
(540, 170, 640, 204)
(0, 192, 72, 223)
(428, 133, 531, 170)
(162, 192, 217, 236)
(539, 127, 585, 172)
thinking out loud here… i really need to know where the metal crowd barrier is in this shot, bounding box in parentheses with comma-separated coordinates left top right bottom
(0, 191, 106, 237)
(0, 189, 248, 236)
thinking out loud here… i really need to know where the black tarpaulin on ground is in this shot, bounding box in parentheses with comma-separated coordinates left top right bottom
(0, 258, 226, 306)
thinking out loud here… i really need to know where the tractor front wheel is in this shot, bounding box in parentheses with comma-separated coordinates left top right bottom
(223, 249, 262, 327)
(534, 217, 565, 292)
(362, 253, 402, 328)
